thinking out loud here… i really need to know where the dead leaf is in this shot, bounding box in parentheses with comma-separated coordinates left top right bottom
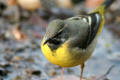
(85, 0, 104, 8)
(17, 0, 42, 11)
(7, 0, 17, 6)
(56, 0, 73, 8)
(12, 25, 29, 41)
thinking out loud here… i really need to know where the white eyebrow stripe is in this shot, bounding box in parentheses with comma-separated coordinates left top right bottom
(68, 17, 81, 20)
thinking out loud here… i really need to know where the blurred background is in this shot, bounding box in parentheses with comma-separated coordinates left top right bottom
(0, 0, 120, 80)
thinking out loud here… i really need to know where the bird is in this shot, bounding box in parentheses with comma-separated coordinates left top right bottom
(41, 0, 114, 80)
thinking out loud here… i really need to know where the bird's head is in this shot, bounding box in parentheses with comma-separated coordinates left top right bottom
(43, 19, 65, 45)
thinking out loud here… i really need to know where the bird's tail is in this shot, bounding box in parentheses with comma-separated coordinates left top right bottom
(91, 0, 114, 14)
(88, 0, 114, 35)
(102, 0, 114, 9)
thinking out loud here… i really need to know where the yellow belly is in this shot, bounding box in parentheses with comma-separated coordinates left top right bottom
(41, 38, 96, 67)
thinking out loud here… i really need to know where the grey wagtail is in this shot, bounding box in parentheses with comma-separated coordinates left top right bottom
(41, 0, 114, 80)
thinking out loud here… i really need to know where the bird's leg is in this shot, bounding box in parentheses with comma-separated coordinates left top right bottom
(60, 68, 64, 80)
(80, 63, 85, 80)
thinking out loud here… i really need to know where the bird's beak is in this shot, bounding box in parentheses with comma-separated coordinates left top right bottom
(43, 38, 50, 45)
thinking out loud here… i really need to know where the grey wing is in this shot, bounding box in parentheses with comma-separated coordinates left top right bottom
(86, 13, 102, 48)
(68, 12, 102, 49)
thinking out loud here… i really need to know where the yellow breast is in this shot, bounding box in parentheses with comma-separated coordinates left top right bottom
(41, 38, 96, 67)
